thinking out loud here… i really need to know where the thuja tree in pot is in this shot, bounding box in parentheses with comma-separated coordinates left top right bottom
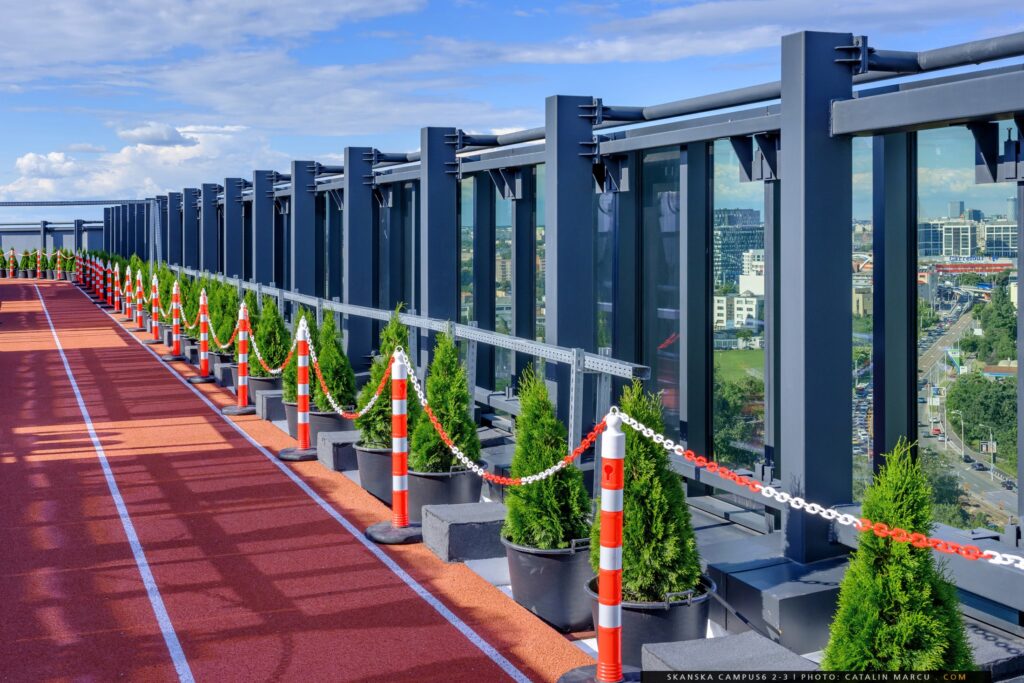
(283, 307, 318, 439)
(309, 311, 358, 439)
(248, 295, 288, 396)
(405, 333, 483, 524)
(822, 439, 974, 671)
(0, 251, 6, 277)
(587, 381, 712, 667)
(211, 283, 239, 367)
(502, 369, 593, 632)
(19, 250, 32, 278)
(354, 307, 420, 505)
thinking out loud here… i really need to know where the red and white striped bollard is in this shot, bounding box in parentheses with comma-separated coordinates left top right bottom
(223, 302, 255, 415)
(278, 318, 316, 457)
(35, 249, 41, 279)
(143, 274, 161, 344)
(162, 281, 185, 361)
(113, 263, 121, 313)
(56, 251, 62, 280)
(122, 267, 134, 321)
(7, 249, 13, 278)
(187, 289, 216, 384)
(134, 271, 145, 330)
(365, 347, 421, 544)
(105, 261, 113, 306)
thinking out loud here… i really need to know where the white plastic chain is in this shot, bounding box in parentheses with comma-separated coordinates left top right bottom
(249, 330, 299, 376)
(209, 321, 239, 351)
(615, 409, 1024, 574)
(398, 349, 573, 485)
(307, 341, 380, 418)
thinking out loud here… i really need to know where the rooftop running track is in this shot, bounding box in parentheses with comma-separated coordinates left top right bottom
(0, 278, 593, 682)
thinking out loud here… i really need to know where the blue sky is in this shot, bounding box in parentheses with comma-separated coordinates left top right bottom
(0, 1, 1021, 222)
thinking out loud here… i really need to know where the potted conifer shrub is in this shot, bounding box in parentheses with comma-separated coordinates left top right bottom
(355, 307, 420, 504)
(19, 250, 32, 278)
(586, 381, 713, 666)
(501, 369, 592, 632)
(309, 310, 358, 439)
(212, 284, 239, 368)
(283, 307, 318, 438)
(405, 333, 483, 524)
(229, 290, 261, 396)
(822, 439, 975, 671)
(248, 295, 288, 396)
(0, 251, 6, 278)
(180, 277, 201, 362)
(45, 252, 55, 280)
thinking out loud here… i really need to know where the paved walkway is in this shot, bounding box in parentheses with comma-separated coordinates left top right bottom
(0, 278, 591, 682)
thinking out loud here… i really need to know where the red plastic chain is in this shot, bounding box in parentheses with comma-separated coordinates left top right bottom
(311, 354, 394, 419)
(422, 401, 607, 487)
(256, 345, 295, 374)
(211, 321, 241, 349)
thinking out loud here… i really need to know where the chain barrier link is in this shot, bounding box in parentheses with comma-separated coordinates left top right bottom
(249, 332, 298, 376)
(398, 349, 605, 487)
(308, 342, 391, 419)
(210, 321, 241, 351)
(614, 408, 1024, 574)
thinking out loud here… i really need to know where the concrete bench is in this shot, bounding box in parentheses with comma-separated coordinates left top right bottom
(317, 430, 361, 472)
(255, 389, 285, 422)
(642, 631, 817, 672)
(422, 503, 507, 563)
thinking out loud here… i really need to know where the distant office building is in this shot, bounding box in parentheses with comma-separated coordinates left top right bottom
(918, 221, 943, 257)
(948, 200, 964, 218)
(981, 220, 1017, 258)
(942, 221, 977, 257)
(852, 287, 873, 317)
(713, 226, 764, 285)
(1010, 196, 1019, 221)
(713, 293, 764, 330)
(714, 208, 760, 227)
(742, 249, 765, 276)
(966, 208, 984, 222)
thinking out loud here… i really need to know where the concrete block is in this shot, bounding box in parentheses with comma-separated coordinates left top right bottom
(481, 444, 514, 502)
(256, 389, 285, 422)
(213, 362, 233, 388)
(642, 631, 818, 671)
(317, 430, 361, 472)
(422, 503, 507, 563)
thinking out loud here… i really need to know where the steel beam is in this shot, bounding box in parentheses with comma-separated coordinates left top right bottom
(182, 188, 200, 269)
(325, 190, 343, 300)
(223, 178, 243, 278)
(471, 175, 496, 389)
(290, 161, 317, 295)
(511, 167, 536, 382)
(764, 178, 781, 472)
(167, 192, 182, 265)
(199, 184, 219, 272)
(1017, 179, 1024, 522)
(74, 219, 83, 252)
(544, 95, 596, 438)
(127, 203, 136, 257)
(252, 171, 274, 285)
(103, 208, 111, 254)
(342, 147, 377, 371)
(419, 127, 459, 366)
(680, 142, 714, 458)
(779, 31, 853, 564)
(872, 133, 918, 469)
(156, 196, 168, 262)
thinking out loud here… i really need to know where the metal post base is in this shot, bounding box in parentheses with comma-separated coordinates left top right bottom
(277, 447, 318, 462)
(557, 665, 642, 683)
(97, 303, 114, 310)
(187, 376, 217, 385)
(133, 326, 147, 332)
(223, 405, 256, 416)
(365, 522, 423, 545)
(142, 338, 161, 345)
(121, 316, 134, 323)
(161, 354, 185, 362)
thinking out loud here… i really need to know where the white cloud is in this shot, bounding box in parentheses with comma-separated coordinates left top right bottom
(117, 122, 197, 147)
(14, 152, 78, 178)
(67, 143, 106, 153)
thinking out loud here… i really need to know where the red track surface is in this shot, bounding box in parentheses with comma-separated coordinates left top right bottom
(0, 279, 592, 682)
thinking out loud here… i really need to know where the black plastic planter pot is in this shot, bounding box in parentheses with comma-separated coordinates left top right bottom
(18, 270, 28, 278)
(283, 401, 298, 438)
(213, 351, 234, 366)
(585, 575, 715, 668)
(46, 270, 55, 280)
(503, 537, 593, 632)
(308, 410, 353, 444)
(247, 375, 281, 395)
(407, 466, 484, 524)
(355, 444, 393, 505)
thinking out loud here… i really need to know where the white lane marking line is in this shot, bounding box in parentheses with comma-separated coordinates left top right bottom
(76, 283, 530, 683)
(35, 284, 196, 683)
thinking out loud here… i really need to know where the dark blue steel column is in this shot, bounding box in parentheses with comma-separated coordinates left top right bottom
(157, 196, 168, 262)
(103, 208, 112, 254)
(223, 178, 244, 278)
(511, 168, 536, 381)
(167, 192, 183, 265)
(252, 171, 275, 285)
(679, 142, 714, 457)
(127, 203, 136, 257)
(289, 161, 317, 295)
(182, 188, 200, 269)
(872, 133, 917, 469)
(343, 147, 377, 371)
(544, 95, 596, 420)
(120, 205, 129, 257)
(199, 184, 219, 273)
(73, 219, 84, 252)
(779, 31, 853, 563)
(420, 127, 459, 369)
(111, 207, 119, 256)
(1016, 178, 1024, 523)
(472, 175, 496, 389)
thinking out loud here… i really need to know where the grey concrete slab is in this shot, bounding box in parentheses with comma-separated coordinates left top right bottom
(255, 389, 285, 421)
(464, 556, 511, 587)
(316, 430, 361, 472)
(965, 617, 1024, 680)
(422, 502, 507, 563)
(642, 631, 818, 672)
(213, 362, 233, 388)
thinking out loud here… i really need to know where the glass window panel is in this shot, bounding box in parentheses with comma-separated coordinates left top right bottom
(460, 177, 474, 325)
(596, 189, 617, 351)
(495, 191, 513, 390)
(852, 137, 873, 502)
(535, 164, 546, 344)
(711, 139, 765, 470)
(916, 123, 1018, 530)
(640, 147, 681, 438)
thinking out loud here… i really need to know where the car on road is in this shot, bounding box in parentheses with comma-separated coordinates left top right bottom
(1003, 480, 1016, 491)
(962, 454, 974, 464)
(972, 462, 988, 471)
